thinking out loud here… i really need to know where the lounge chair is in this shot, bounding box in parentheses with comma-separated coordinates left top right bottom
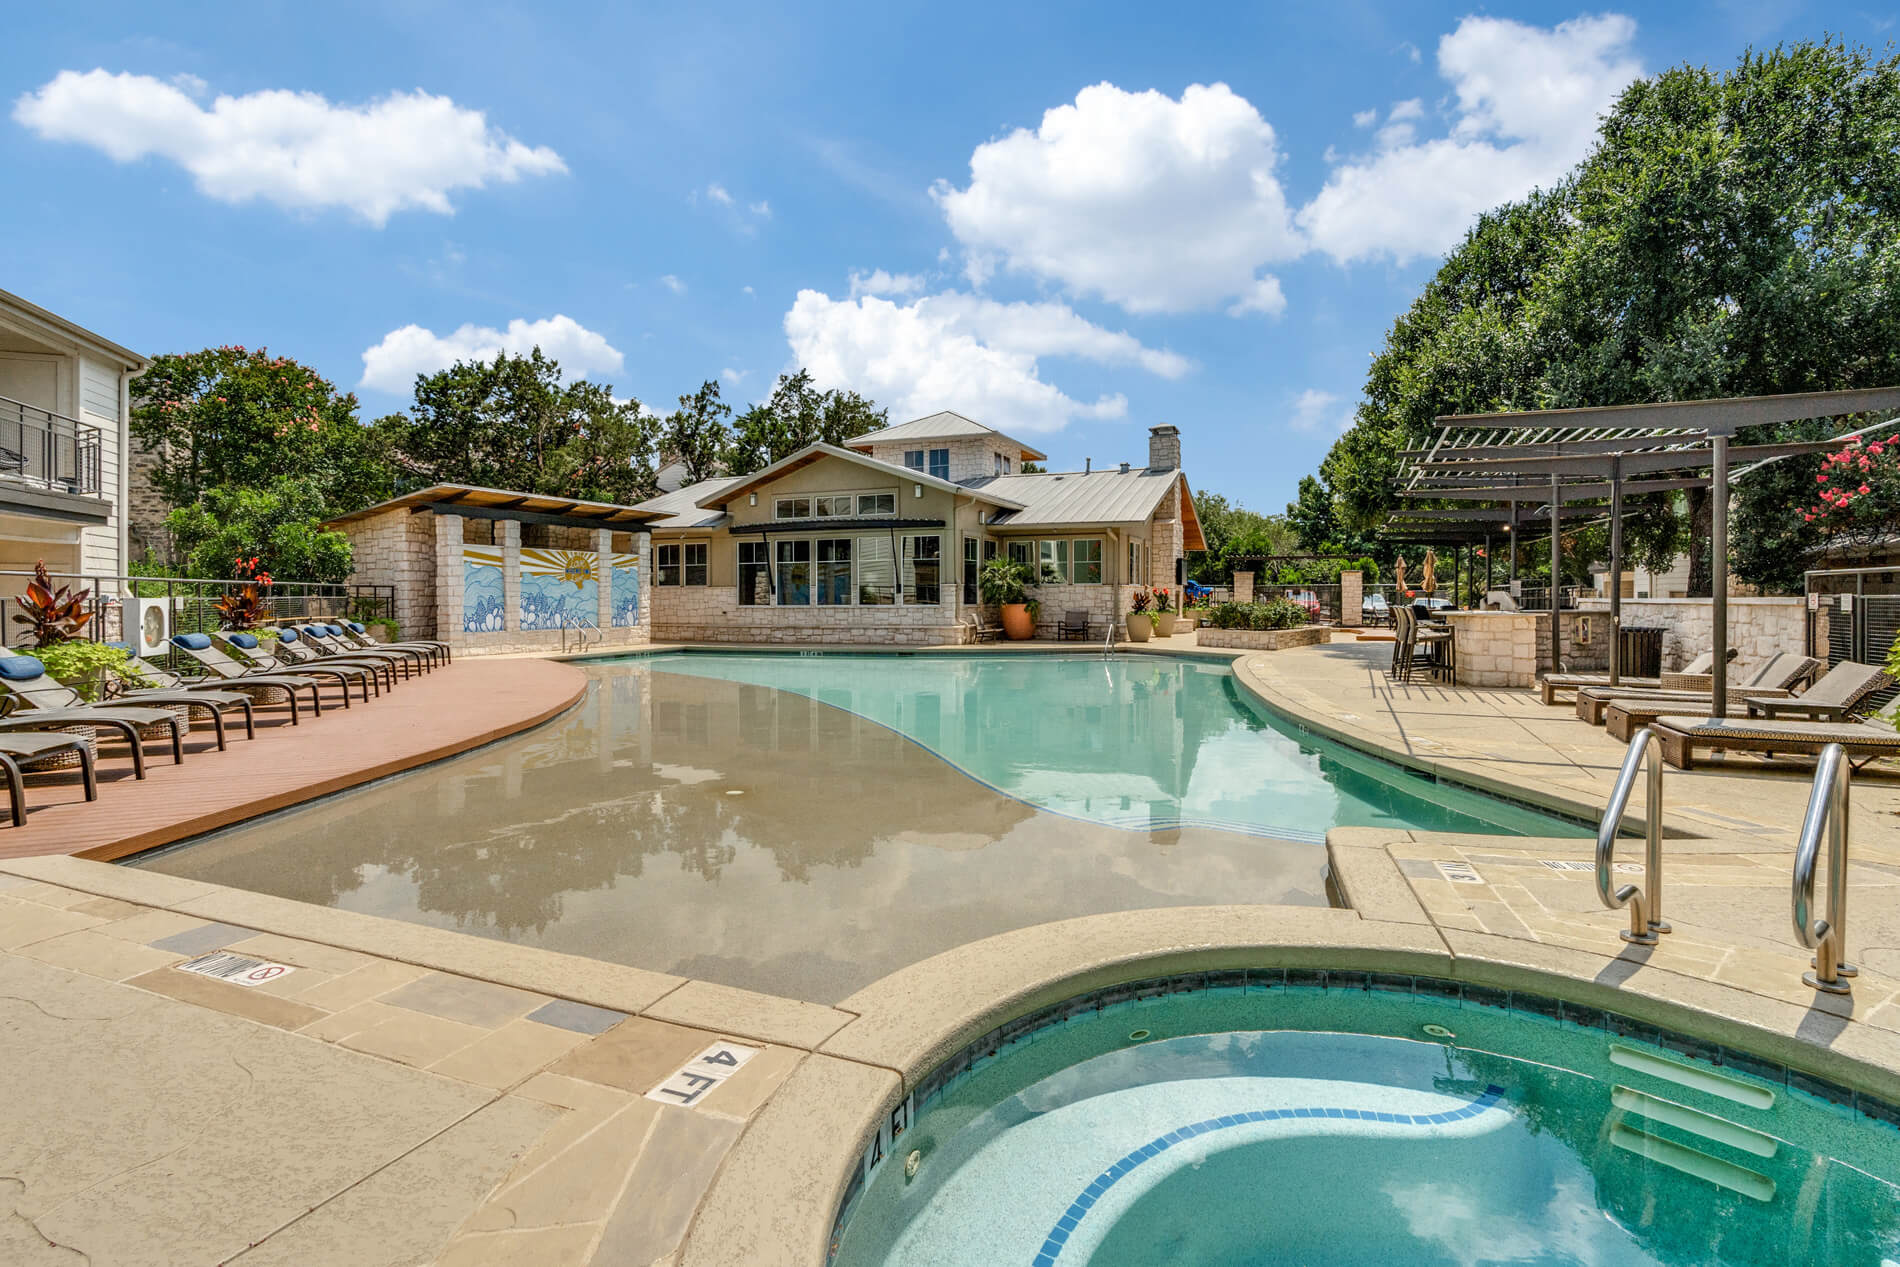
(289, 626, 413, 684)
(267, 628, 392, 693)
(0, 655, 184, 778)
(1057, 610, 1091, 641)
(1598, 656, 1873, 740)
(316, 623, 434, 673)
(1649, 711, 1900, 771)
(965, 612, 1001, 644)
(336, 620, 449, 664)
(115, 643, 308, 726)
(1579, 652, 1818, 728)
(170, 633, 334, 713)
(0, 641, 259, 751)
(1539, 649, 1724, 706)
(0, 730, 97, 824)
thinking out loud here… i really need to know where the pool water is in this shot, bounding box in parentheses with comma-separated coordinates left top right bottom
(138, 652, 1581, 1003)
(834, 985, 1900, 1266)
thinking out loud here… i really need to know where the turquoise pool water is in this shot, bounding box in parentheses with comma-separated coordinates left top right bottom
(833, 983, 1900, 1266)
(642, 652, 1581, 842)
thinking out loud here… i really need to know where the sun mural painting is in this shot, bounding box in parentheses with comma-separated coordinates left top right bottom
(519, 548, 600, 630)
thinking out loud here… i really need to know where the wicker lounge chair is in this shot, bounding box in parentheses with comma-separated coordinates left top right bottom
(1597, 657, 1851, 741)
(1578, 652, 1817, 727)
(1649, 711, 1900, 771)
(0, 730, 96, 825)
(1057, 610, 1091, 641)
(0, 655, 184, 778)
(170, 633, 334, 713)
(335, 620, 449, 665)
(1539, 650, 1722, 706)
(267, 628, 393, 693)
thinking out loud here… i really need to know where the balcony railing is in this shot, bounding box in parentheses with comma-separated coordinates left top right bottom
(0, 395, 103, 498)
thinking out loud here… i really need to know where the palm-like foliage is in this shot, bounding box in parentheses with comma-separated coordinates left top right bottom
(12, 561, 92, 647)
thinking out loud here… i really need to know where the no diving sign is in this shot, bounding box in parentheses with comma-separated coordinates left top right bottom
(175, 951, 297, 988)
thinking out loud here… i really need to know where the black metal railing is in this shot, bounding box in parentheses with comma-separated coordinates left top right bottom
(0, 396, 103, 497)
(0, 569, 396, 653)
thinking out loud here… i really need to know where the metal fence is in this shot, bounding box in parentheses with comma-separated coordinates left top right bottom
(0, 395, 103, 496)
(1515, 585, 1592, 611)
(1803, 579, 1900, 714)
(0, 569, 397, 652)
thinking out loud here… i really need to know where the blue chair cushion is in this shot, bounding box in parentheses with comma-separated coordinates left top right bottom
(173, 633, 212, 651)
(226, 633, 259, 649)
(346, 621, 366, 632)
(324, 624, 344, 635)
(105, 642, 137, 656)
(279, 628, 300, 642)
(0, 655, 45, 681)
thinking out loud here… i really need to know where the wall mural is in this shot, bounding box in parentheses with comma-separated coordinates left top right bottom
(462, 547, 505, 633)
(610, 552, 641, 627)
(520, 547, 599, 630)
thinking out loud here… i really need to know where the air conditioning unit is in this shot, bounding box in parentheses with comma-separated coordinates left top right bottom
(131, 598, 172, 657)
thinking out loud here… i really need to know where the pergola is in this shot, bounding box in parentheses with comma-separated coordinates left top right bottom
(1394, 387, 1900, 711)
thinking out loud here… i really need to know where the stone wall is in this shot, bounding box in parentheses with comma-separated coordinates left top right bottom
(859, 435, 1014, 482)
(338, 508, 435, 640)
(1446, 610, 1628, 687)
(1573, 596, 1804, 675)
(1194, 625, 1331, 651)
(652, 584, 966, 644)
(1233, 572, 1254, 604)
(1146, 482, 1182, 591)
(126, 435, 171, 563)
(1339, 571, 1363, 626)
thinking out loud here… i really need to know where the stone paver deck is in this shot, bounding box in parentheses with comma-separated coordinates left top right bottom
(0, 657, 586, 862)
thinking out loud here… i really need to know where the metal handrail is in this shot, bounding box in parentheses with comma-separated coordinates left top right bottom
(1102, 618, 1117, 658)
(1596, 728, 1671, 946)
(558, 611, 603, 654)
(1792, 743, 1856, 995)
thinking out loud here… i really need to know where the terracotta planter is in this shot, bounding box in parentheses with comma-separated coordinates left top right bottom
(1125, 612, 1153, 642)
(1151, 611, 1176, 637)
(1000, 603, 1035, 640)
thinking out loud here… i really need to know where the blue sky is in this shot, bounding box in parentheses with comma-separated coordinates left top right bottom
(2, 1, 1890, 512)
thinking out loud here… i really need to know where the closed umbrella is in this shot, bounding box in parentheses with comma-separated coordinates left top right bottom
(1394, 556, 1408, 596)
(1421, 549, 1438, 596)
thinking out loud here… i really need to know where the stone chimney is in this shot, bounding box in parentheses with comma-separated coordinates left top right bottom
(1147, 424, 1180, 471)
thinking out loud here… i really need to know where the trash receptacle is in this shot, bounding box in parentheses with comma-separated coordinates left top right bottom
(1616, 626, 1665, 678)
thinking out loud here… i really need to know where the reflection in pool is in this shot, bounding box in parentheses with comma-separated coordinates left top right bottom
(138, 653, 1582, 1003)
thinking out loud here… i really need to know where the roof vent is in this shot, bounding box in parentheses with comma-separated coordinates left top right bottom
(1119, 461, 1130, 474)
(1085, 457, 1092, 473)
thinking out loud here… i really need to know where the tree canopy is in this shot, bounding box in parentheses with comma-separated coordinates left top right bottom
(1292, 38, 1900, 593)
(723, 370, 888, 475)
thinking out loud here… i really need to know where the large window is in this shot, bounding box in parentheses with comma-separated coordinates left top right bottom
(1072, 539, 1103, 585)
(963, 537, 980, 605)
(857, 492, 895, 516)
(859, 535, 895, 604)
(776, 540, 812, 605)
(904, 534, 941, 605)
(1128, 539, 1144, 587)
(683, 542, 708, 586)
(776, 491, 894, 520)
(1007, 540, 1033, 566)
(817, 538, 852, 605)
(1038, 539, 1070, 585)
(655, 543, 708, 586)
(928, 448, 950, 481)
(775, 496, 812, 519)
(656, 543, 681, 587)
(815, 495, 854, 517)
(993, 453, 1012, 476)
(739, 541, 771, 604)
(904, 450, 925, 472)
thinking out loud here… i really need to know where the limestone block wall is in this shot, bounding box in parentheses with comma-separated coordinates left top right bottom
(1195, 626, 1331, 651)
(1233, 572, 1254, 603)
(338, 508, 435, 640)
(652, 584, 965, 644)
(1147, 484, 1182, 592)
(1447, 610, 1621, 686)
(1573, 597, 1804, 674)
(860, 435, 1014, 482)
(1339, 571, 1364, 625)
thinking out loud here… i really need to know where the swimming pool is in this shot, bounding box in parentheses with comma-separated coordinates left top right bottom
(137, 652, 1583, 1002)
(832, 977, 1900, 1266)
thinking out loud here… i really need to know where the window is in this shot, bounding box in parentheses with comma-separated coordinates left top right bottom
(683, 542, 708, 587)
(817, 538, 852, 605)
(904, 534, 941, 605)
(858, 535, 895, 604)
(1072, 539, 1102, 585)
(815, 495, 855, 517)
(1128, 540, 1144, 587)
(904, 450, 925, 472)
(774, 497, 812, 519)
(857, 492, 895, 516)
(928, 448, 950, 481)
(656, 543, 681, 586)
(776, 540, 812, 605)
(1007, 540, 1033, 565)
(739, 541, 771, 605)
(963, 537, 980, 605)
(1038, 539, 1069, 585)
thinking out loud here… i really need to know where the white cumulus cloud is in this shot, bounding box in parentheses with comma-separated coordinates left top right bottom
(1297, 14, 1641, 264)
(848, 269, 925, 299)
(359, 315, 622, 393)
(13, 69, 564, 224)
(659, 274, 686, 294)
(1289, 388, 1355, 435)
(933, 81, 1299, 316)
(785, 289, 1190, 433)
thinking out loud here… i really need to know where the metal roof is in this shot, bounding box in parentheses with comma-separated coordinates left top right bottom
(629, 477, 741, 531)
(964, 467, 1206, 549)
(322, 484, 662, 528)
(845, 411, 1048, 461)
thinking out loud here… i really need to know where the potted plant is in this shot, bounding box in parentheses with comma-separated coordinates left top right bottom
(1126, 587, 1153, 642)
(979, 556, 1040, 641)
(1150, 586, 1175, 637)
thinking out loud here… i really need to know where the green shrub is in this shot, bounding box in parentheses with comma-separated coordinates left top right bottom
(35, 641, 131, 702)
(1207, 599, 1310, 632)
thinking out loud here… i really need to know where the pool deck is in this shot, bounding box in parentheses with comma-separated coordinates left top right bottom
(5, 633, 1900, 1264)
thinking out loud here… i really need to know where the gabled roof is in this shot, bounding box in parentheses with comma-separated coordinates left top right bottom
(630, 477, 742, 530)
(846, 411, 1048, 462)
(962, 467, 1206, 549)
(692, 442, 1025, 511)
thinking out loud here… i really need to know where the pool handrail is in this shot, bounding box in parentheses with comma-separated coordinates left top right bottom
(1596, 727, 1671, 946)
(1792, 742, 1856, 995)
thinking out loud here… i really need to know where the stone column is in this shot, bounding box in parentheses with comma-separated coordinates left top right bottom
(594, 528, 614, 633)
(637, 531, 653, 640)
(1234, 572, 1254, 604)
(434, 513, 464, 647)
(1339, 570, 1363, 627)
(501, 519, 521, 633)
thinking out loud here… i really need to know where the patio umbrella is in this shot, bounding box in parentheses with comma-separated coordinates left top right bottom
(1421, 549, 1437, 595)
(1393, 556, 1407, 596)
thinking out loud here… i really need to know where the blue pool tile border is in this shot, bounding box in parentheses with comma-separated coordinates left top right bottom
(829, 968, 1900, 1263)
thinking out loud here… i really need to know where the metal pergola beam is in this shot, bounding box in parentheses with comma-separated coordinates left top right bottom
(1435, 386, 1900, 434)
(1413, 438, 1844, 478)
(1399, 477, 1708, 502)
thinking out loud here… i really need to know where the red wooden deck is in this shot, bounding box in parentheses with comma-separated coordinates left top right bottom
(0, 657, 587, 862)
